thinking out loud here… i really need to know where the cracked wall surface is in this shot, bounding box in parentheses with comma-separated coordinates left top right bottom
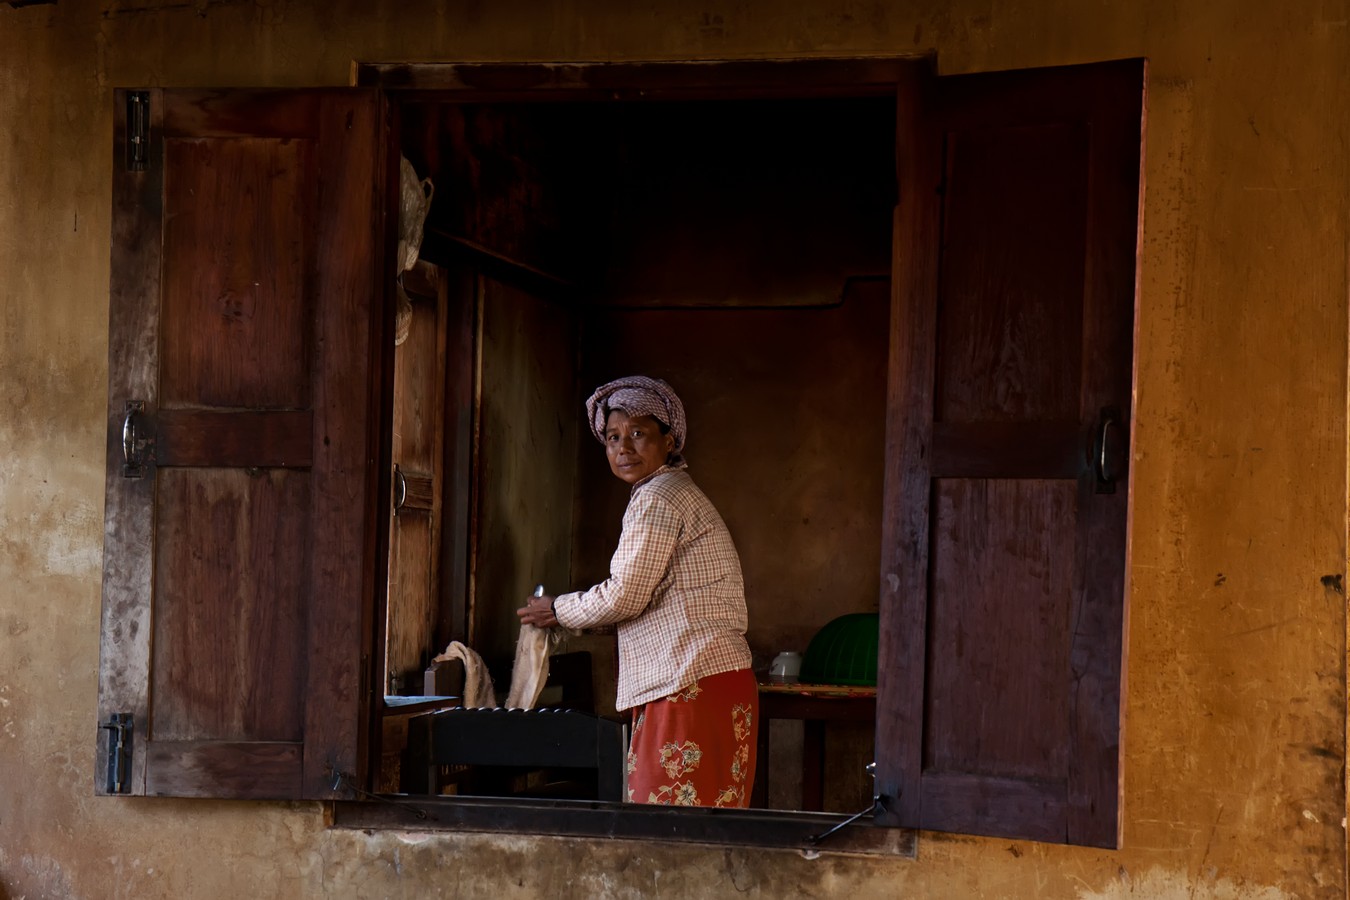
(0, 0, 1346, 897)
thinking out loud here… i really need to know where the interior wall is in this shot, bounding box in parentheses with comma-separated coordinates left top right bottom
(573, 279, 890, 664)
(594, 98, 896, 307)
(1, 0, 1346, 898)
(473, 276, 578, 668)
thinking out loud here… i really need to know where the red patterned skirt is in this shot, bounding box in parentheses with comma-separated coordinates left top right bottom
(626, 668, 758, 807)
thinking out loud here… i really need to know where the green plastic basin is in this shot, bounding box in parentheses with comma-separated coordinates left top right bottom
(799, 612, 879, 686)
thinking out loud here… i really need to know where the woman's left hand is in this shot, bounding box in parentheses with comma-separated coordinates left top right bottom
(516, 592, 559, 628)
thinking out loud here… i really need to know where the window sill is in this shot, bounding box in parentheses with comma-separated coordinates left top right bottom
(329, 796, 916, 859)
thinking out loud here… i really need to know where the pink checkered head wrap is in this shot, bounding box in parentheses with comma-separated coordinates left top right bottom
(585, 376, 687, 468)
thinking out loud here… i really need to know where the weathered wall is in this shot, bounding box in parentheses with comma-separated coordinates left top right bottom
(475, 277, 578, 665)
(0, 1, 1344, 898)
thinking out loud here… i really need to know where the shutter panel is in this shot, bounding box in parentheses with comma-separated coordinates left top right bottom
(97, 89, 389, 799)
(877, 60, 1143, 846)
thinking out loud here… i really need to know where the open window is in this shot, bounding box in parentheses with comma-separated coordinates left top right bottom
(96, 57, 1142, 851)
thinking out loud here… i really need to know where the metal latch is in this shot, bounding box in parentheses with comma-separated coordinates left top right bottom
(100, 713, 133, 794)
(807, 761, 883, 845)
(126, 91, 149, 172)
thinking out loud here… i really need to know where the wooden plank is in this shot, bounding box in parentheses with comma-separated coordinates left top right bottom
(385, 255, 447, 691)
(303, 90, 388, 798)
(155, 410, 313, 468)
(925, 479, 1076, 778)
(163, 90, 320, 138)
(395, 471, 435, 512)
(152, 469, 308, 743)
(933, 121, 1088, 424)
(159, 135, 313, 410)
(145, 741, 302, 799)
(97, 87, 164, 796)
(930, 421, 1083, 478)
(401, 258, 440, 299)
(420, 227, 578, 303)
(356, 57, 921, 98)
(1065, 60, 1145, 849)
(874, 63, 941, 828)
(918, 773, 1066, 843)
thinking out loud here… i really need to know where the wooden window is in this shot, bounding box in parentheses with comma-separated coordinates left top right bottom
(96, 58, 1142, 850)
(97, 89, 389, 799)
(877, 60, 1142, 847)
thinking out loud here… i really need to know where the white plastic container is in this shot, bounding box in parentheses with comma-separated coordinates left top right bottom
(768, 651, 803, 684)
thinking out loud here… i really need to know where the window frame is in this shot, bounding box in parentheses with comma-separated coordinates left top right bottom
(94, 54, 1140, 857)
(345, 55, 924, 858)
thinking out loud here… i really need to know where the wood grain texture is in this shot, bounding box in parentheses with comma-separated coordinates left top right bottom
(303, 90, 388, 798)
(385, 284, 447, 687)
(395, 471, 436, 512)
(925, 479, 1076, 778)
(930, 421, 1084, 478)
(152, 469, 307, 743)
(934, 122, 1087, 424)
(877, 60, 1141, 847)
(144, 741, 302, 799)
(163, 90, 320, 139)
(875, 63, 941, 827)
(160, 137, 312, 410)
(98, 88, 387, 802)
(97, 87, 166, 796)
(918, 773, 1066, 844)
(155, 410, 313, 468)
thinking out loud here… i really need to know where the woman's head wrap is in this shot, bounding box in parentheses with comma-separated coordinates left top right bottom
(585, 376, 687, 467)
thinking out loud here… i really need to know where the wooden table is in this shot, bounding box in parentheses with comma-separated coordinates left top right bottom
(751, 683, 876, 811)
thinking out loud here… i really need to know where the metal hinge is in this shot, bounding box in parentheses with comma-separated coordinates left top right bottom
(100, 712, 133, 794)
(125, 91, 149, 172)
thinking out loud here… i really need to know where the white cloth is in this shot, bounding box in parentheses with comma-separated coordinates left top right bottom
(430, 641, 496, 708)
(505, 623, 559, 709)
(432, 625, 560, 709)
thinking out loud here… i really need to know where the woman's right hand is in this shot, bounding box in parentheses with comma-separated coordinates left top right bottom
(516, 592, 559, 628)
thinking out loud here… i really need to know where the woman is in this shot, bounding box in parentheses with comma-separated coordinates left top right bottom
(516, 375, 757, 807)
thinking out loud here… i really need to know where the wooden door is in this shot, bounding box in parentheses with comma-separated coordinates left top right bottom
(96, 89, 390, 799)
(877, 60, 1143, 846)
(385, 262, 449, 693)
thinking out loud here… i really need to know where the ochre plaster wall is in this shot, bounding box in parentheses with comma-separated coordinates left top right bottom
(1, 1, 1345, 897)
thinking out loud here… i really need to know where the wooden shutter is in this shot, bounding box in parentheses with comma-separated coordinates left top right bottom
(877, 60, 1143, 846)
(96, 89, 390, 799)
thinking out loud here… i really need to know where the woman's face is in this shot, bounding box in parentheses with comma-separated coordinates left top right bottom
(604, 410, 675, 485)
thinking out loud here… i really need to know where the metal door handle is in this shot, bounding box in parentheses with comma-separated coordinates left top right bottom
(393, 465, 407, 513)
(1097, 417, 1116, 483)
(1093, 407, 1121, 494)
(121, 401, 147, 478)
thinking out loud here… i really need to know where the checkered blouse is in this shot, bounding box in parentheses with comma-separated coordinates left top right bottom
(553, 467, 752, 711)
